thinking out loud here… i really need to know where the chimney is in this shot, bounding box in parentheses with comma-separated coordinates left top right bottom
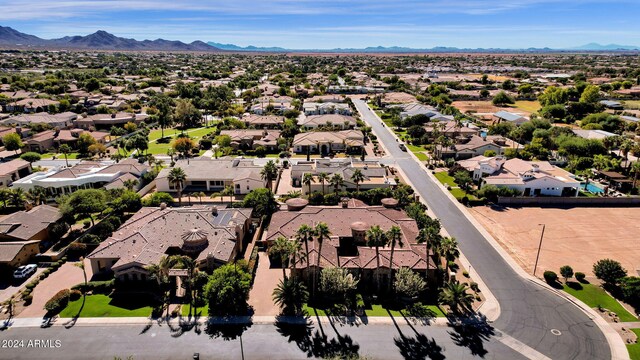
(531, 164, 540, 173)
(341, 197, 349, 208)
(160, 202, 167, 210)
(211, 206, 218, 216)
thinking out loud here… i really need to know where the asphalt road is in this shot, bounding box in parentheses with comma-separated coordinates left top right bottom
(0, 317, 524, 360)
(353, 99, 610, 360)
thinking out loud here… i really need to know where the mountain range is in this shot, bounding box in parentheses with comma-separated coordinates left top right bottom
(0, 26, 220, 52)
(1, 26, 639, 53)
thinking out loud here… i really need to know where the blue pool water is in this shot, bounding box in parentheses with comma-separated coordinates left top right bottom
(581, 183, 604, 193)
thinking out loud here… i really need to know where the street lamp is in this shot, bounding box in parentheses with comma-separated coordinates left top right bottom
(532, 224, 546, 277)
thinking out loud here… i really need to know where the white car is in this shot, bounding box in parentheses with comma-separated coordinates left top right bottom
(13, 264, 37, 279)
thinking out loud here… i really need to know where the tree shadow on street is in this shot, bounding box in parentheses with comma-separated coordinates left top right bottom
(63, 294, 86, 329)
(446, 314, 495, 358)
(205, 317, 253, 341)
(388, 309, 446, 360)
(167, 312, 203, 338)
(275, 310, 360, 359)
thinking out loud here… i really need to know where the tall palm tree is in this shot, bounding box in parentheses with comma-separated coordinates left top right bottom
(75, 257, 88, 290)
(386, 225, 404, 292)
(0, 188, 10, 210)
(269, 236, 294, 279)
(313, 222, 331, 298)
(317, 172, 329, 195)
(366, 225, 388, 293)
(416, 225, 441, 284)
(329, 173, 344, 193)
(439, 237, 460, 278)
(289, 237, 306, 282)
(351, 169, 365, 192)
(221, 185, 234, 203)
(195, 191, 206, 204)
(168, 167, 187, 206)
(145, 255, 177, 318)
(439, 280, 474, 315)
(295, 224, 314, 277)
(302, 173, 314, 195)
(619, 139, 634, 171)
(59, 144, 72, 167)
(261, 160, 278, 190)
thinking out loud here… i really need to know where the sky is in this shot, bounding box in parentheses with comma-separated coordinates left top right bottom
(1, 0, 639, 49)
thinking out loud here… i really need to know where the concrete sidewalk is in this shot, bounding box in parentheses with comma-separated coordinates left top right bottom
(7, 314, 452, 328)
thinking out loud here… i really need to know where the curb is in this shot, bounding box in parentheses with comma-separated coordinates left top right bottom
(355, 100, 629, 360)
(354, 100, 501, 322)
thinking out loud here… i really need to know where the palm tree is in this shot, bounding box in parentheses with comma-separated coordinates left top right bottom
(351, 169, 365, 192)
(619, 139, 634, 171)
(289, 238, 306, 282)
(439, 237, 460, 277)
(269, 236, 294, 279)
(317, 172, 329, 195)
(386, 225, 404, 292)
(313, 222, 331, 299)
(145, 256, 178, 318)
(167, 148, 176, 163)
(221, 185, 234, 203)
(75, 257, 88, 291)
(302, 173, 314, 195)
(272, 277, 309, 316)
(195, 191, 206, 204)
(0, 188, 10, 210)
(123, 179, 139, 191)
(296, 224, 314, 277)
(168, 167, 187, 206)
(439, 280, 474, 315)
(366, 225, 388, 293)
(329, 173, 344, 193)
(59, 144, 72, 167)
(9, 189, 25, 209)
(26, 186, 47, 205)
(261, 160, 278, 190)
(416, 225, 442, 284)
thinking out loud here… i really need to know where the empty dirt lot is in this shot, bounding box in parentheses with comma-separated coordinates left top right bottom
(470, 206, 640, 278)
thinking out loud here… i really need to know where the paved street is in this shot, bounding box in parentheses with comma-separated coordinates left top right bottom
(352, 99, 611, 360)
(0, 318, 525, 360)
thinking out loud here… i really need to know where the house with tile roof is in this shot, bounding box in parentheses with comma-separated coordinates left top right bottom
(220, 129, 281, 152)
(292, 130, 364, 155)
(298, 114, 357, 130)
(240, 114, 285, 129)
(291, 159, 396, 193)
(155, 158, 265, 195)
(265, 202, 436, 286)
(0, 158, 32, 188)
(87, 206, 252, 281)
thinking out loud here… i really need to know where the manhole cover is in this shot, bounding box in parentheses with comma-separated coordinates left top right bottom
(550, 329, 562, 336)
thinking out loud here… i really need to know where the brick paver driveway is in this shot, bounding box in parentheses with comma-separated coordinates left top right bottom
(248, 253, 283, 316)
(18, 260, 85, 318)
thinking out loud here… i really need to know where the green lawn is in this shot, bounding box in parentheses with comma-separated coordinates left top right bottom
(562, 283, 637, 322)
(304, 303, 444, 318)
(147, 126, 216, 155)
(40, 152, 82, 160)
(450, 188, 467, 200)
(512, 100, 541, 113)
(181, 304, 208, 317)
(623, 100, 640, 110)
(628, 329, 640, 360)
(59, 294, 155, 318)
(435, 171, 457, 187)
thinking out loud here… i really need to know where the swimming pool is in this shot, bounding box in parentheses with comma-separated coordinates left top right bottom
(581, 182, 604, 193)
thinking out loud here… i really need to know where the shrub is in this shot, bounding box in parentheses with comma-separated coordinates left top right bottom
(44, 289, 70, 314)
(543, 271, 558, 284)
(22, 289, 32, 297)
(79, 234, 101, 245)
(593, 259, 627, 286)
(469, 282, 480, 292)
(560, 265, 574, 282)
(620, 276, 640, 301)
(575, 272, 586, 282)
(462, 270, 470, 278)
(69, 289, 82, 301)
(71, 280, 114, 294)
(25, 281, 38, 290)
(143, 192, 174, 207)
(83, 220, 91, 228)
(23, 294, 33, 305)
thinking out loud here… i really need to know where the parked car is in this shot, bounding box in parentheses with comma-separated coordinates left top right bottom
(399, 143, 407, 152)
(13, 264, 37, 279)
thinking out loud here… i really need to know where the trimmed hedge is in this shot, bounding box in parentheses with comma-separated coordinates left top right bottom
(44, 289, 70, 314)
(71, 280, 114, 294)
(575, 272, 586, 282)
(543, 271, 558, 284)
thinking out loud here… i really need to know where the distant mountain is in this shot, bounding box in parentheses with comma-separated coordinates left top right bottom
(574, 43, 640, 51)
(207, 41, 287, 52)
(0, 26, 221, 52)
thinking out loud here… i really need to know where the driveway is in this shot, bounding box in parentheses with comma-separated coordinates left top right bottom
(275, 167, 295, 195)
(248, 253, 283, 316)
(0, 267, 45, 303)
(18, 260, 86, 318)
(353, 98, 611, 360)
